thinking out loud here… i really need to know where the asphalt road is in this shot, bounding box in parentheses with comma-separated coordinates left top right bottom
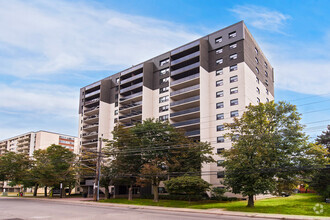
(0, 198, 272, 220)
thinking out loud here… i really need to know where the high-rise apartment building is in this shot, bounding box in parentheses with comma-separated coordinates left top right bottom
(78, 21, 274, 192)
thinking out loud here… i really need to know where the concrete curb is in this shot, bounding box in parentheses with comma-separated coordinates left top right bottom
(1, 197, 328, 220)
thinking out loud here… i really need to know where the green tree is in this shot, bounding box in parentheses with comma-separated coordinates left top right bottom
(0, 151, 31, 188)
(164, 175, 211, 201)
(316, 125, 330, 155)
(222, 101, 320, 207)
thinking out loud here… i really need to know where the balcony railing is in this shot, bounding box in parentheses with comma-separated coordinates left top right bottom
(85, 89, 100, 98)
(171, 62, 200, 76)
(170, 107, 200, 118)
(120, 72, 143, 85)
(84, 106, 99, 113)
(82, 132, 98, 137)
(85, 81, 101, 90)
(120, 82, 143, 94)
(171, 41, 199, 56)
(171, 73, 199, 86)
(84, 115, 99, 121)
(83, 123, 99, 129)
(85, 98, 100, 106)
(82, 139, 98, 145)
(120, 91, 143, 101)
(171, 51, 200, 66)
(172, 118, 200, 128)
(185, 130, 200, 137)
(170, 95, 200, 107)
(119, 101, 142, 111)
(121, 63, 143, 77)
(119, 111, 142, 120)
(170, 84, 199, 97)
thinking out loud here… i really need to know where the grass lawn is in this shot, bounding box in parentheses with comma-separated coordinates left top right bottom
(100, 194, 330, 217)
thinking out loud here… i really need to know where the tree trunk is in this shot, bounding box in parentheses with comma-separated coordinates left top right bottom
(61, 187, 66, 198)
(152, 185, 159, 202)
(128, 184, 133, 201)
(33, 184, 38, 197)
(113, 186, 116, 199)
(247, 195, 254, 207)
(44, 186, 47, 197)
(69, 185, 72, 196)
(105, 185, 110, 199)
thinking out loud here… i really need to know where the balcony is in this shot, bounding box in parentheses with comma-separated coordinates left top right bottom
(85, 89, 100, 98)
(82, 139, 98, 146)
(170, 84, 199, 100)
(121, 63, 143, 77)
(119, 101, 142, 112)
(185, 130, 200, 137)
(83, 123, 99, 131)
(172, 118, 200, 128)
(170, 107, 200, 119)
(85, 81, 101, 91)
(120, 91, 143, 103)
(85, 98, 99, 106)
(121, 72, 143, 85)
(171, 73, 200, 90)
(82, 132, 98, 138)
(171, 51, 200, 66)
(170, 95, 200, 111)
(171, 62, 200, 77)
(119, 111, 142, 121)
(84, 106, 99, 115)
(120, 82, 143, 94)
(84, 115, 99, 124)
(171, 41, 199, 56)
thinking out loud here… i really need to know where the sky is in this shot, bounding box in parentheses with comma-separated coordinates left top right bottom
(0, 0, 329, 140)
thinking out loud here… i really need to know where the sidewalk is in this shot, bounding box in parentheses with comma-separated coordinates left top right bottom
(2, 196, 328, 220)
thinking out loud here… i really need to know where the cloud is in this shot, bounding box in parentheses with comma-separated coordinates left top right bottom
(230, 5, 290, 33)
(0, 0, 200, 78)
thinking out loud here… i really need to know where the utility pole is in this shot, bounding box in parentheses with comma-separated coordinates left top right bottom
(93, 137, 102, 201)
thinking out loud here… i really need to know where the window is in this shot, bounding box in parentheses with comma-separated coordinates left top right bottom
(216, 80, 223, 87)
(230, 64, 238, 71)
(265, 79, 269, 86)
(229, 31, 237, 38)
(216, 69, 223, 75)
(159, 114, 169, 121)
(230, 75, 238, 83)
(116, 77, 120, 83)
(229, 43, 237, 49)
(256, 87, 260, 94)
(160, 58, 170, 66)
(230, 53, 237, 60)
(216, 48, 223, 54)
(216, 102, 224, 109)
(217, 125, 224, 131)
(230, 99, 238, 106)
(266, 89, 269, 95)
(215, 37, 222, 43)
(216, 90, 224, 98)
(114, 110, 118, 115)
(256, 77, 260, 84)
(216, 58, 223, 65)
(255, 57, 259, 64)
(217, 136, 225, 143)
(217, 171, 225, 178)
(217, 148, 225, 154)
(216, 113, 224, 120)
(264, 62, 268, 68)
(159, 105, 169, 112)
(257, 97, 260, 104)
(115, 102, 118, 107)
(256, 67, 259, 74)
(265, 71, 268, 77)
(159, 96, 169, 103)
(231, 134, 239, 141)
(266, 98, 270, 103)
(255, 47, 258, 54)
(160, 77, 169, 84)
(217, 160, 224, 167)
(115, 94, 118, 100)
(230, 87, 238, 94)
(115, 86, 119, 91)
(159, 86, 169, 94)
(114, 118, 118, 123)
(231, 110, 239, 117)
(160, 68, 169, 76)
